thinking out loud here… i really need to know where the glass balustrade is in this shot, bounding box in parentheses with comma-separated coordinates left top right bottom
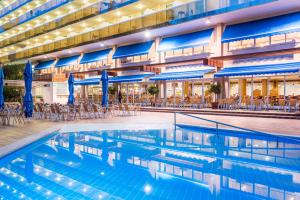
(0, 0, 276, 62)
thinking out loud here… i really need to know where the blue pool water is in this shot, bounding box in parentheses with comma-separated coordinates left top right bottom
(0, 125, 300, 200)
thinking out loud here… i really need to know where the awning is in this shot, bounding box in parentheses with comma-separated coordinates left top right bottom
(150, 68, 214, 81)
(109, 73, 154, 83)
(80, 49, 111, 64)
(34, 60, 55, 70)
(113, 41, 153, 59)
(157, 29, 213, 52)
(74, 77, 101, 86)
(222, 11, 300, 43)
(214, 62, 300, 77)
(56, 55, 80, 68)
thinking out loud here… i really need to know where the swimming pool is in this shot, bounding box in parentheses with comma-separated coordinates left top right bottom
(0, 125, 300, 200)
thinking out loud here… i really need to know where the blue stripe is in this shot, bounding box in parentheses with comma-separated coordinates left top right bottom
(214, 62, 300, 77)
(0, 0, 73, 33)
(74, 78, 101, 86)
(222, 11, 300, 43)
(80, 49, 111, 64)
(158, 29, 213, 52)
(56, 55, 80, 68)
(0, 0, 32, 19)
(34, 60, 55, 70)
(113, 41, 153, 59)
(109, 74, 154, 83)
(150, 69, 214, 81)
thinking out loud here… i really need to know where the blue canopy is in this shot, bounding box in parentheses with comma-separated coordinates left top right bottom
(68, 74, 75, 105)
(0, 68, 4, 109)
(214, 62, 300, 77)
(113, 41, 153, 59)
(109, 73, 154, 83)
(56, 55, 80, 68)
(101, 70, 109, 107)
(34, 60, 55, 70)
(150, 68, 214, 81)
(80, 49, 111, 64)
(23, 62, 33, 118)
(157, 29, 213, 52)
(222, 11, 300, 43)
(74, 77, 101, 86)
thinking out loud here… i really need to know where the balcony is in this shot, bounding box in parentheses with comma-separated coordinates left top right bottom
(0, 0, 276, 62)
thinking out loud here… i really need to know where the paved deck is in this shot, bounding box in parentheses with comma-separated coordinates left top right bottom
(0, 112, 299, 157)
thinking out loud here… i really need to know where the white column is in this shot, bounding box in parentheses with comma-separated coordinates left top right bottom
(132, 84, 135, 104)
(173, 83, 176, 107)
(164, 81, 167, 106)
(267, 77, 270, 107)
(139, 84, 141, 103)
(251, 76, 254, 106)
(126, 84, 129, 103)
(201, 79, 205, 104)
(284, 75, 286, 100)
(182, 81, 185, 101)
(228, 80, 230, 98)
(192, 81, 194, 98)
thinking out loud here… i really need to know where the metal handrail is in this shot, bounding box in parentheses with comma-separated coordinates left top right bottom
(174, 112, 300, 141)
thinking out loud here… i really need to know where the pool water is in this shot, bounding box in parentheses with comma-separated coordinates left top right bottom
(0, 125, 300, 200)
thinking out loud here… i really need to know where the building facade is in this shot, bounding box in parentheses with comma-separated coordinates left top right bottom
(0, 0, 299, 105)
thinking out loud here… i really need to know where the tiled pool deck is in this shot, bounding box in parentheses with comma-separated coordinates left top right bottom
(0, 112, 299, 157)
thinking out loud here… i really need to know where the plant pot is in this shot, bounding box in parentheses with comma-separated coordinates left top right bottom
(211, 102, 219, 109)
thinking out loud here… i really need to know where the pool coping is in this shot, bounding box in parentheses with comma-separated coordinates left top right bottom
(0, 122, 173, 159)
(0, 121, 298, 159)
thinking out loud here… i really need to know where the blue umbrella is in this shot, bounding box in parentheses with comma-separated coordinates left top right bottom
(23, 61, 33, 118)
(0, 68, 4, 109)
(101, 70, 109, 107)
(68, 74, 75, 105)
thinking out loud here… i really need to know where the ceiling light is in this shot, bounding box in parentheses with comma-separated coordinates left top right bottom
(144, 30, 151, 38)
(137, 4, 143, 10)
(100, 43, 104, 47)
(205, 19, 211, 24)
(68, 50, 73, 54)
(116, 11, 121, 16)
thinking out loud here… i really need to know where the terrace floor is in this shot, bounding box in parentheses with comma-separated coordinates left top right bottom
(0, 112, 299, 157)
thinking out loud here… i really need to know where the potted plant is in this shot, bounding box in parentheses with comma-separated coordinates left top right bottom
(108, 85, 117, 103)
(208, 84, 221, 109)
(147, 85, 159, 106)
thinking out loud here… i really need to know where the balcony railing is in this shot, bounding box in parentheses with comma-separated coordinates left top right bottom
(0, 0, 138, 49)
(0, 0, 73, 33)
(0, 0, 32, 19)
(170, 0, 275, 24)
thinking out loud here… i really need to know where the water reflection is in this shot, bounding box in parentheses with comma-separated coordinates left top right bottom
(0, 126, 300, 200)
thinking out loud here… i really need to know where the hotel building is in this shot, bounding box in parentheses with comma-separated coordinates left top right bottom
(0, 0, 300, 105)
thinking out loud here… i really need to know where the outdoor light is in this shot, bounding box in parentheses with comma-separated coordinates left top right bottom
(205, 19, 211, 24)
(98, 194, 103, 199)
(144, 30, 151, 38)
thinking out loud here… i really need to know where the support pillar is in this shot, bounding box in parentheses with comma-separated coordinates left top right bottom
(126, 84, 129, 103)
(202, 79, 205, 104)
(238, 79, 246, 105)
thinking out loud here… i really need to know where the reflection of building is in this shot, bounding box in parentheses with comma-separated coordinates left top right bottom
(1, 0, 300, 104)
(1, 126, 299, 199)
